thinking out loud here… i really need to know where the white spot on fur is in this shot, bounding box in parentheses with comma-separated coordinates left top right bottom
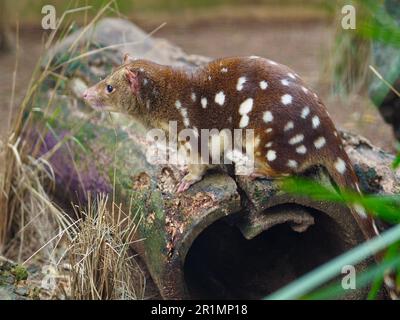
(314, 137, 326, 149)
(182, 112, 189, 126)
(281, 79, 290, 86)
(312, 116, 320, 129)
(281, 94, 293, 105)
(191, 92, 196, 102)
(296, 145, 307, 154)
(201, 97, 207, 109)
(221, 67, 228, 73)
(266, 150, 277, 161)
(208, 75, 212, 81)
(249, 55, 260, 59)
(265, 142, 273, 148)
(263, 111, 273, 123)
(289, 134, 304, 145)
(192, 127, 199, 138)
(384, 271, 396, 290)
(288, 73, 296, 79)
(301, 86, 308, 93)
(353, 203, 367, 219)
(239, 98, 253, 128)
(301, 106, 310, 119)
(175, 100, 182, 109)
(335, 157, 346, 174)
(260, 81, 268, 90)
(284, 121, 294, 131)
(268, 60, 278, 65)
(228, 116, 232, 123)
(266, 128, 273, 133)
(239, 115, 249, 128)
(226, 149, 244, 162)
(239, 98, 254, 115)
(287, 160, 298, 168)
(215, 91, 226, 106)
(237, 77, 247, 91)
(180, 107, 190, 127)
(143, 78, 148, 85)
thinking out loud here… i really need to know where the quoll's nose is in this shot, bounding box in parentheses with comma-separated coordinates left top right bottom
(82, 89, 89, 100)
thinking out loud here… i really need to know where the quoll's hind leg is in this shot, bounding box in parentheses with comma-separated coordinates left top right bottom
(176, 163, 210, 193)
(248, 158, 285, 181)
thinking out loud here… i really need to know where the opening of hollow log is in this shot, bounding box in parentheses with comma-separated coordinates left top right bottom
(183, 205, 347, 299)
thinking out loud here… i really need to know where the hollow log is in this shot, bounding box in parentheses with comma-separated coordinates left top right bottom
(26, 18, 400, 299)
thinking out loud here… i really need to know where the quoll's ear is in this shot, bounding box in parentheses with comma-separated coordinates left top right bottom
(123, 53, 136, 65)
(125, 68, 140, 95)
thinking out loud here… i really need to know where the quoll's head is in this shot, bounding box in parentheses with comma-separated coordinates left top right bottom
(83, 54, 150, 115)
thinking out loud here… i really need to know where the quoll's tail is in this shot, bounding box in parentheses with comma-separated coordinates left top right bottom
(324, 152, 379, 241)
(323, 149, 399, 299)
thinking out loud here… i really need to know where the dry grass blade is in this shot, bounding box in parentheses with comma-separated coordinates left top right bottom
(68, 194, 145, 300)
(0, 140, 76, 262)
(7, 22, 20, 131)
(369, 65, 400, 98)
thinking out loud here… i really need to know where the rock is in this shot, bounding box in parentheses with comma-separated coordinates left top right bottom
(14, 287, 29, 296)
(0, 258, 31, 300)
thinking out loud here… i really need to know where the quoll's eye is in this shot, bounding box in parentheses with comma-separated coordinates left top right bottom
(106, 85, 114, 93)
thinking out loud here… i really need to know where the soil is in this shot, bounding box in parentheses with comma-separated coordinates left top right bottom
(0, 18, 396, 152)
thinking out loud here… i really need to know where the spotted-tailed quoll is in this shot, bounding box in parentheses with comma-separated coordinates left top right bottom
(83, 54, 399, 299)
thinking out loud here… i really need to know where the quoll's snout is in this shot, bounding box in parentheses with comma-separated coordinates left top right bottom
(82, 87, 98, 105)
(82, 87, 100, 109)
(82, 88, 91, 100)
(82, 89, 88, 99)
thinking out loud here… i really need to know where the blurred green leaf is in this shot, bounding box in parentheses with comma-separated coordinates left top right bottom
(393, 154, 400, 169)
(281, 177, 400, 223)
(355, 0, 400, 47)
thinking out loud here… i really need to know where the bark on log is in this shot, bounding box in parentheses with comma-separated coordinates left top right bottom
(27, 18, 400, 299)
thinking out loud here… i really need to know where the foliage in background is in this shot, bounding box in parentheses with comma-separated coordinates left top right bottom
(328, 0, 400, 96)
(13, 0, 328, 17)
(326, 0, 371, 96)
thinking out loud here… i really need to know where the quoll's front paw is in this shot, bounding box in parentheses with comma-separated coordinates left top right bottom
(176, 173, 202, 193)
